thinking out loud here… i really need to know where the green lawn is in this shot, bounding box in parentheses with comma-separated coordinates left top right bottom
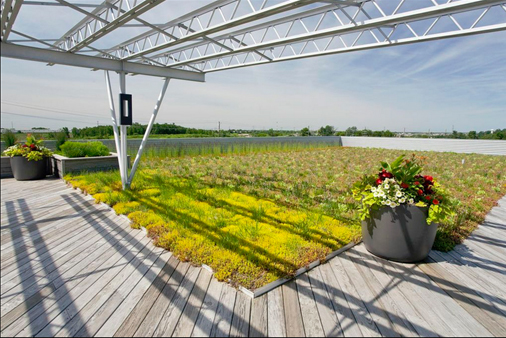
(66, 146, 506, 289)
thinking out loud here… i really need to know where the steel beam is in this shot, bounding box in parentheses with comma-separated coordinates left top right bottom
(107, 0, 323, 60)
(1, 0, 23, 41)
(54, 0, 166, 52)
(0, 42, 205, 81)
(127, 78, 170, 187)
(104, 70, 125, 187)
(156, 0, 506, 70)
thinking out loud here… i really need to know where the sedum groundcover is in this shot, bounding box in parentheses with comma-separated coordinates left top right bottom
(65, 147, 506, 289)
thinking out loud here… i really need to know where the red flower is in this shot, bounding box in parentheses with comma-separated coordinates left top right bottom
(425, 196, 432, 200)
(433, 199, 439, 205)
(414, 181, 420, 185)
(417, 189, 423, 195)
(376, 179, 383, 185)
(424, 175, 433, 182)
(401, 183, 409, 189)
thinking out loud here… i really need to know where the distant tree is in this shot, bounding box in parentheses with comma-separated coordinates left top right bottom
(345, 126, 357, 136)
(71, 127, 80, 138)
(318, 125, 335, 136)
(301, 127, 311, 136)
(382, 130, 395, 137)
(468, 131, 477, 139)
(61, 127, 70, 138)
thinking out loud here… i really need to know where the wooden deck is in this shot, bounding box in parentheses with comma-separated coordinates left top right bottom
(1, 177, 505, 337)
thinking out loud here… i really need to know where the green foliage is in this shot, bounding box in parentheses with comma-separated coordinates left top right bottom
(60, 141, 110, 158)
(300, 127, 311, 136)
(318, 125, 335, 136)
(2, 134, 52, 161)
(55, 131, 68, 151)
(353, 155, 453, 225)
(2, 130, 17, 148)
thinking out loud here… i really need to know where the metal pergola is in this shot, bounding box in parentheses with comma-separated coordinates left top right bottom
(2, 0, 506, 189)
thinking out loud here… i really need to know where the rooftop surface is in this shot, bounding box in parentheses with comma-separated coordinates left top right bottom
(1, 177, 505, 337)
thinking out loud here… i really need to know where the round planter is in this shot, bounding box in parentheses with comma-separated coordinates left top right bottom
(10, 156, 48, 181)
(361, 205, 438, 263)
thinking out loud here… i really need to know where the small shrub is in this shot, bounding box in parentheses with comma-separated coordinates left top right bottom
(2, 130, 17, 148)
(60, 141, 110, 158)
(55, 131, 68, 151)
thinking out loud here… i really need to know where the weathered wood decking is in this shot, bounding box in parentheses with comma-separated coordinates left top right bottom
(1, 178, 505, 337)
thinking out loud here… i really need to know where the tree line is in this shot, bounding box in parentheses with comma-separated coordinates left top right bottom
(304, 126, 506, 140)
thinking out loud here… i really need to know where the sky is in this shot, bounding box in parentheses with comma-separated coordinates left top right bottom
(1, 0, 506, 133)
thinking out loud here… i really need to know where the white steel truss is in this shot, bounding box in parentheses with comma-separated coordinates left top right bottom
(147, 0, 506, 72)
(2, 0, 505, 76)
(1, 0, 505, 188)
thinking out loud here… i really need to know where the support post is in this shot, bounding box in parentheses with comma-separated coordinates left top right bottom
(104, 70, 125, 186)
(119, 72, 128, 189)
(128, 78, 170, 186)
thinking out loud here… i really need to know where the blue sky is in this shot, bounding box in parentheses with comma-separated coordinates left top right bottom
(1, 0, 506, 132)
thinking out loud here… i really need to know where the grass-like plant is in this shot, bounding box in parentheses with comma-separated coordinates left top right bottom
(3, 134, 52, 161)
(2, 130, 17, 148)
(65, 146, 506, 288)
(60, 141, 110, 158)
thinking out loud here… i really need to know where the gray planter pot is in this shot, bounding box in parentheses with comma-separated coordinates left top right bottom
(10, 156, 48, 181)
(361, 205, 438, 263)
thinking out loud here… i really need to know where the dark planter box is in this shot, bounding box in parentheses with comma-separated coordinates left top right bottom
(10, 156, 49, 181)
(362, 205, 438, 263)
(52, 153, 130, 178)
(1, 156, 13, 178)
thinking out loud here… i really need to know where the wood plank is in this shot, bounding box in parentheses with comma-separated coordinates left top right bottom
(267, 286, 286, 338)
(249, 294, 267, 338)
(1, 214, 131, 313)
(209, 283, 237, 338)
(353, 245, 435, 337)
(295, 273, 324, 337)
(92, 251, 174, 337)
(229, 291, 251, 337)
(346, 248, 417, 337)
(386, 258, 480, 336)
(113, 255, 180, 337)
(1, 229, 148, 337)
(282, 280, 305, 337)
(191, 278, 224, 337)
(368, 253, 457, 337)
(419, 257, 505, 337)
(429, 251, 506, 316)
(446, 247, 506, 300)
(172, 269, 213, 337)
(1, 209, 116, 290)
(152, 265, 201, 337)
(0, 199, 99, 246)
(306, 268, 342, 337)
(29, 238, 161, 337)
(329, 255, 381, 337)
(0, 222, 134, 332)
(449, 245, 506, 290)
(133, 262, 190, 337)
(338, 251, 399, 337)
(0, 207, 103, 272)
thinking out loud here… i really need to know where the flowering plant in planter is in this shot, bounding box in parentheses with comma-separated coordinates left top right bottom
(3, 135, 53, 160)
(352, 154, 452, 225)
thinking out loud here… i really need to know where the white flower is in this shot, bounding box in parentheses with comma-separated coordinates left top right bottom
(399, 198, 406, 204)
(384, 184, 390, 189)
(409, 198, 414, 204)
(396, 191, 403, 198)
(371, 187, 377, 193)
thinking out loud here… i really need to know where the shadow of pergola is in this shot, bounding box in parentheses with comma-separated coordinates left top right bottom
(1, 183, 505, 337)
